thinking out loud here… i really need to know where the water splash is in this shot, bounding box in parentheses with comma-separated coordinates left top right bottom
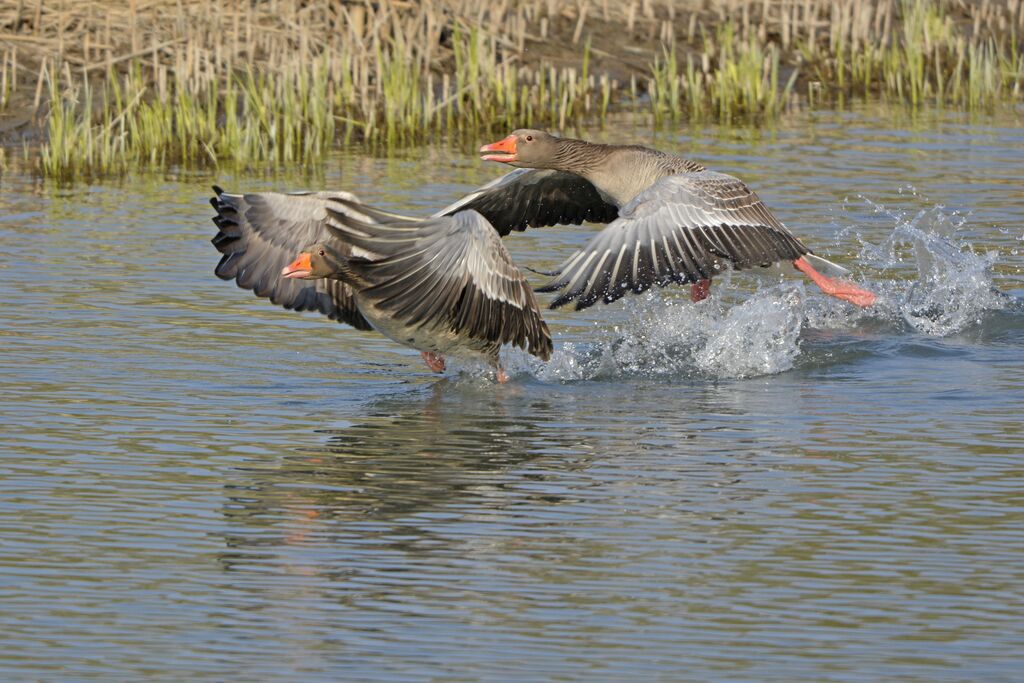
(693, 286, 805, 378)
(500, 284, 806, 383)
(852, 194, 1005, 336)
(482, 194, 1016, 384)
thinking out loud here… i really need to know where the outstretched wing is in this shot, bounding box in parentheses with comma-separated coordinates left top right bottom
(434, 168, 619, 235)
(326, 202, 553, 360)
(537, 172, 810, 310)
(210, 187, 376, 330)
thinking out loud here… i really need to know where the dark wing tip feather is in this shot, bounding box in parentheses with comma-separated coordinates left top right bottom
(536, 335, 554, 361)
(210, 231, 235, 249)
(534, 280, 563, 293)
(523, 264, 561, 277)
(206, 189, 370, 330)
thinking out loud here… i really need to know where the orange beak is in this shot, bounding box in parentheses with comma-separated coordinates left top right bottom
(281, 252, 313, 279)
(480, 134, 517, 163)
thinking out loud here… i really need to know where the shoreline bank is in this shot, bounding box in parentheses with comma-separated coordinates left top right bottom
(1, 0, 1022, 179)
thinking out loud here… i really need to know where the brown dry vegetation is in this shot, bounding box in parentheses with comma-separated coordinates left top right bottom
(1, 0, 1022, 178)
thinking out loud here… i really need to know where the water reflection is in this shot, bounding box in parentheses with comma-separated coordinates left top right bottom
(215, 373, 810, 574)
(4, 107, 1024, 681)
(218, 381, 597, 566)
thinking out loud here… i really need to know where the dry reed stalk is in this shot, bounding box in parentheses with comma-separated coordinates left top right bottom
(3, 0, 1021, 180)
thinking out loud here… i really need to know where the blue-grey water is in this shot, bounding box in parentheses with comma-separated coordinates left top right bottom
(2, 106, 1023, 681)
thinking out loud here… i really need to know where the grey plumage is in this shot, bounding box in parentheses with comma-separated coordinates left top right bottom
(210, 185, 552, 365)
(326, 201, 553, 361)
(210, 186, 375, 330)
(516, 139, 811, 309)
(211, 129, 818, 339)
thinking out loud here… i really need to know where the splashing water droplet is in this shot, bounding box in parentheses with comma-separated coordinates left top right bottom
(854, 199, 1006, 336)
(501, 285, 806, 383)
(489, 195, 1018, 384)
(693, 286, 804, 378)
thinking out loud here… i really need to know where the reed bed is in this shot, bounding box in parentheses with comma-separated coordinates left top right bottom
(0, 0, 1021, 180)
(649, 21, 800, 124)
(28, 29, 615, 180)
(807, 0, 1024, 109)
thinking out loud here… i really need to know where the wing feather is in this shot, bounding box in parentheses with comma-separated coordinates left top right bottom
(434, 168, 619, 235)
(537, 172, 811, 310)
(209, 187, 375, 330)
(328, 202, 553, 361)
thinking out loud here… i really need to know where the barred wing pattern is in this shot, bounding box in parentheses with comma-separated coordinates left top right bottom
(326, 203, 553, 361)
(538, 172, 810, 310)
(210, 187, 374, 330)
(434, 168, 619, 235)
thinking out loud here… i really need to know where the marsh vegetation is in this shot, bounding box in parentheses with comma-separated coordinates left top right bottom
(1, 0, 1021, 180)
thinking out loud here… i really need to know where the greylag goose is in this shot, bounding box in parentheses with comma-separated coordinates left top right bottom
(473, 129, 876, 309)
(211, 188, 550, 381)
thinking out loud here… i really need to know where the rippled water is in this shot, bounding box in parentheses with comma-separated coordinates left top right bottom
(2, 106, 1023, 681)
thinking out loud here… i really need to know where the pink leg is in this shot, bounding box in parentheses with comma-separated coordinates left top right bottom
(420, 351, 446, 373)
(691, 278, 712, 302)
(793, 257, 876, 307)
(496, 368, 509, 384)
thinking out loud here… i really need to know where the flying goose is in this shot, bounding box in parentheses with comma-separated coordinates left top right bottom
(472, 129, 876, 309)
(211, 188, 550, 381)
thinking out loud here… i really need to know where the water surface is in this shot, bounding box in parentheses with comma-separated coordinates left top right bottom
(2, 106, 1023, 681)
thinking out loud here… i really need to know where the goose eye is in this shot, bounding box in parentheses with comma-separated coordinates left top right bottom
(318, 249, 325, 256)
(526, 135, 533, 142)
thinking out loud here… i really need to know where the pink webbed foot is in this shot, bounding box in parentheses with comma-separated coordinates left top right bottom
(495, 368, 509, 384)
(793, 257, 877, 308)
(420, 351, 446, 373)
(690, 278, 712, 302)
